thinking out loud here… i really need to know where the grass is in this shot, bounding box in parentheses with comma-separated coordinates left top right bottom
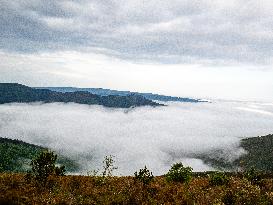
(1, 173, 273, 204)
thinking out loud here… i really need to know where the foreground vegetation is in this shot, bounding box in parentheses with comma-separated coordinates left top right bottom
(1, 151, 273, 204)
(2, 134, 273, 204)
(2, 172, 273, 204)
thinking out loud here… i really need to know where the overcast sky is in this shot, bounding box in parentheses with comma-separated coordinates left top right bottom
(1, 0, 273, 101)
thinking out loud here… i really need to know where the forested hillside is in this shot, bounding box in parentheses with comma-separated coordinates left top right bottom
(0, 137, 78, 173)
(0, 83, 162, 108)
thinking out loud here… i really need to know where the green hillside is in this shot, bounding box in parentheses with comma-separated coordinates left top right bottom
(0, 137, 79, 173)
(235, 134, 273, 171)
(2, 134, 273, 174)
(199, 134, 273, 171)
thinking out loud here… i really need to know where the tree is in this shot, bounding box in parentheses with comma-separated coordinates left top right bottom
(165, 162, 193, 183)
(30, 150, 65, 184)
(134, 166, 154, 185)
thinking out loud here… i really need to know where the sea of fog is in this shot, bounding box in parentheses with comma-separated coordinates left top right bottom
(0, 100, 273, 175)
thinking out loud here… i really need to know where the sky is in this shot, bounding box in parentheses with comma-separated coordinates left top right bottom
(0, 0, 273, 101)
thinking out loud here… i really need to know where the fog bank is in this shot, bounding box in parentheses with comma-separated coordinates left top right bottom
(0, 101, 273, 175)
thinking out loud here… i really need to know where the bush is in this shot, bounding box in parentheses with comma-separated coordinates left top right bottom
(208, 171, 229, 186)
(30, 150, 65, 184)
(102, 155, 118, 177)
(87, 155, 118, 186)
(165, 162, 193, 183)
(244, 167, 262, 185)
(134, 166, 154, 185)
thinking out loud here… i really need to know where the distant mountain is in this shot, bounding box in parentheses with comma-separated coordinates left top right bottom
(0, 83, 162, 108)
(36, 87, 206, 103)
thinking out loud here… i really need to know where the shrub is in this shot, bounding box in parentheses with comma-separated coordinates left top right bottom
(30, 150, 65, 184)
(208, 171, 229, 186)
(244, 167, 262, 185)
(87, 155, 118, 186)
(102, 155, 118, 177)
(165, 162, 193, 183)
(134, 166, 154, 185)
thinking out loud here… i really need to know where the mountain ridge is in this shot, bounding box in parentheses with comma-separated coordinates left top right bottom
(36, 87, 206, 103)
(0, 83, 162, 108)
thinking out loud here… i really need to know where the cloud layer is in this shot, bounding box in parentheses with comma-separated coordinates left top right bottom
(1, 0, 273, 65)
(0, 101, 273, 175)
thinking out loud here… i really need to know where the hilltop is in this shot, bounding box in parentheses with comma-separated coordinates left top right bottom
(0, 83, 162, 108)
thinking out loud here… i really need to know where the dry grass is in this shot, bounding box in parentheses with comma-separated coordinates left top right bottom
(1, 173, 273, 204)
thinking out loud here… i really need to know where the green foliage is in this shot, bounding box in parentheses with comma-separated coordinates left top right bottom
(30, 150, 65, 184)
(208, 171, 229, 186)
(134, 166, 154, 185)
(0, 138, 45, 172)
(0, 137, 79, 173)
(235, 134, 273, 171)
(244, 167, 262, 185)
(195, 134, 273, 171)
(165, 162, 193, 183)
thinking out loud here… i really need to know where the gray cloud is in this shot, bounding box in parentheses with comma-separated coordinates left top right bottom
(0, 101, 273, 175)
(1, 0, 273, 65)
